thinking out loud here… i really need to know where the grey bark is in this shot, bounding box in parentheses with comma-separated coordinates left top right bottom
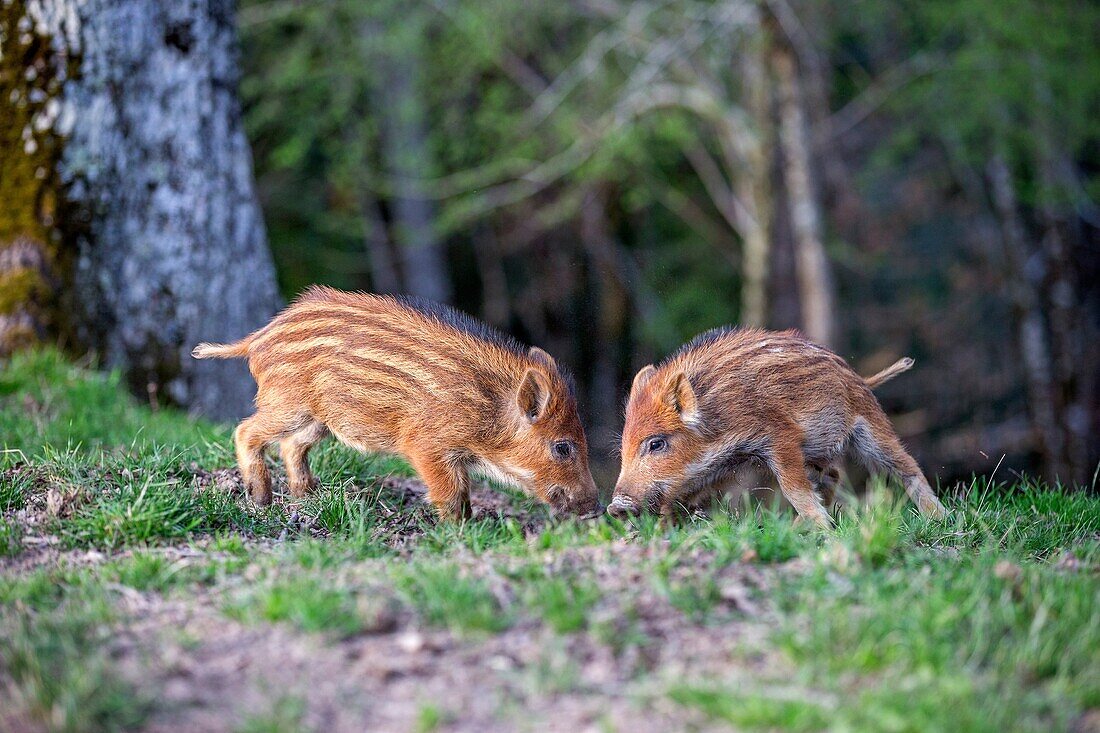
(31, 0, 281, 420)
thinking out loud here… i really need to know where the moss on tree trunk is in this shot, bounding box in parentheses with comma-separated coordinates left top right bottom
(0, 0, 71, 355)
(2, 0, 281, 420)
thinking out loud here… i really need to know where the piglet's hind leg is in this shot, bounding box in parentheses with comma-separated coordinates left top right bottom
(234, 411, 311, 506)
(850, 415, 947, 519)
(280, 421, 329, 498)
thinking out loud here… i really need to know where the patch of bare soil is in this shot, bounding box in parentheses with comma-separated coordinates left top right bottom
(111, 545, 780, 732)
(3, 467, 791, 731)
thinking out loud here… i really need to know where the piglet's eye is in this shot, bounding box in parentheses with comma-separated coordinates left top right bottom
(646, 437, 669, 454)
(551, 441, 575, 460)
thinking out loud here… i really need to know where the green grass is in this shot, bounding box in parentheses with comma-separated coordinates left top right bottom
(234, 696, 306, 733)
(103, 551, 243, 592)
(0, 517, 23, 556)
(226, 574, 367, 637)
(669, 687, 831, 731)
(58, 468, 285, 550)
(0, 348, 223, 460)
(0, 572, 148, 732)
(2, 349, 1099, 732)
(510, 565, 602, 633)
(414, 703, 446, 733)
(418, 514, 530, 554)
(671, 492, 1100, 732)
(394, 562, 513, 634)
(0, 460, 31, 510)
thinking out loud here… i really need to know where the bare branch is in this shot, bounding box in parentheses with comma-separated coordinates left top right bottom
(681, 143, 751, 236)
(816, 53, 942, 145)
(648, 183, 742, 269)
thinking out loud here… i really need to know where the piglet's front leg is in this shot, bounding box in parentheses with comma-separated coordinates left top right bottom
(407, 450, 473, 522)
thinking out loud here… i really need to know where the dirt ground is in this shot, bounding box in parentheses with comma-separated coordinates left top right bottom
(114, 552, 776, 732)
(2, 470, 792, 733)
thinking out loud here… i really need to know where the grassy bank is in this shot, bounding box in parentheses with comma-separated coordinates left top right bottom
(1, 349, 1097, 732)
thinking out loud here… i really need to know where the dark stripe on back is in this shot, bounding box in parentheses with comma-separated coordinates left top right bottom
(662, 326, 739, 367)
(294, 285, 528, 357)
(392, 295, 528, 357)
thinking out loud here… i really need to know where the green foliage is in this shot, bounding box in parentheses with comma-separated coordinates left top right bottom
(237, 0, 747, 349)
(842, 0, 1100, 203)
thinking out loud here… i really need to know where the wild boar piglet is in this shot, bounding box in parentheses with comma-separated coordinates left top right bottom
(193, 286, 601, 520)
(609, 327, 946, 526)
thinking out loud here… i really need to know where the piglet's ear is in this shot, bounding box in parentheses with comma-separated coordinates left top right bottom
(663, 371, 699, 426)
(528, 346, 557, 372)
(631, 365, 657, 395)
(517, 368, 552, 423)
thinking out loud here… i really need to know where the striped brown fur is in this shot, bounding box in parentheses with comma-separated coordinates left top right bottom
(608, 327, 946, 526)
(193, 286, 599, 519)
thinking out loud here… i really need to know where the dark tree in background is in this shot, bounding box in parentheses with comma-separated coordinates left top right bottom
(1, 0, 280, 419)
(239, 0, 1099, 486)
(2, 0, 1096, 484)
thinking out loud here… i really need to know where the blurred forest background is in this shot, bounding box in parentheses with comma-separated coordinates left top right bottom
(2, 0, 1098, 487)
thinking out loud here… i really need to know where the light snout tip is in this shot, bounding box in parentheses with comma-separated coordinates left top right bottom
(606, 495, 637, 519)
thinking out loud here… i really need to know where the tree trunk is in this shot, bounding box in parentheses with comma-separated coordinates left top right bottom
(733, 25, 772, 330)
(0, 1, 67, 355)
(471, 225, 511, 328)
(361, 191, 401, 294)
(21, 0, 282, 420)
(772, 39, 835, 346)
(378, 22, 452, 303)
(581, 188, 628, 455)
(986, 154, 1067, 479)
(1030, 78, 1094, 484)
(1034, 186, 1089, 483)
(769, 0, 866, 244)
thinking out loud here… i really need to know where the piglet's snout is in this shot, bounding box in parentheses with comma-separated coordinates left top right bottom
(576, 501, 606, 520)
(606, 495, 638, 519)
